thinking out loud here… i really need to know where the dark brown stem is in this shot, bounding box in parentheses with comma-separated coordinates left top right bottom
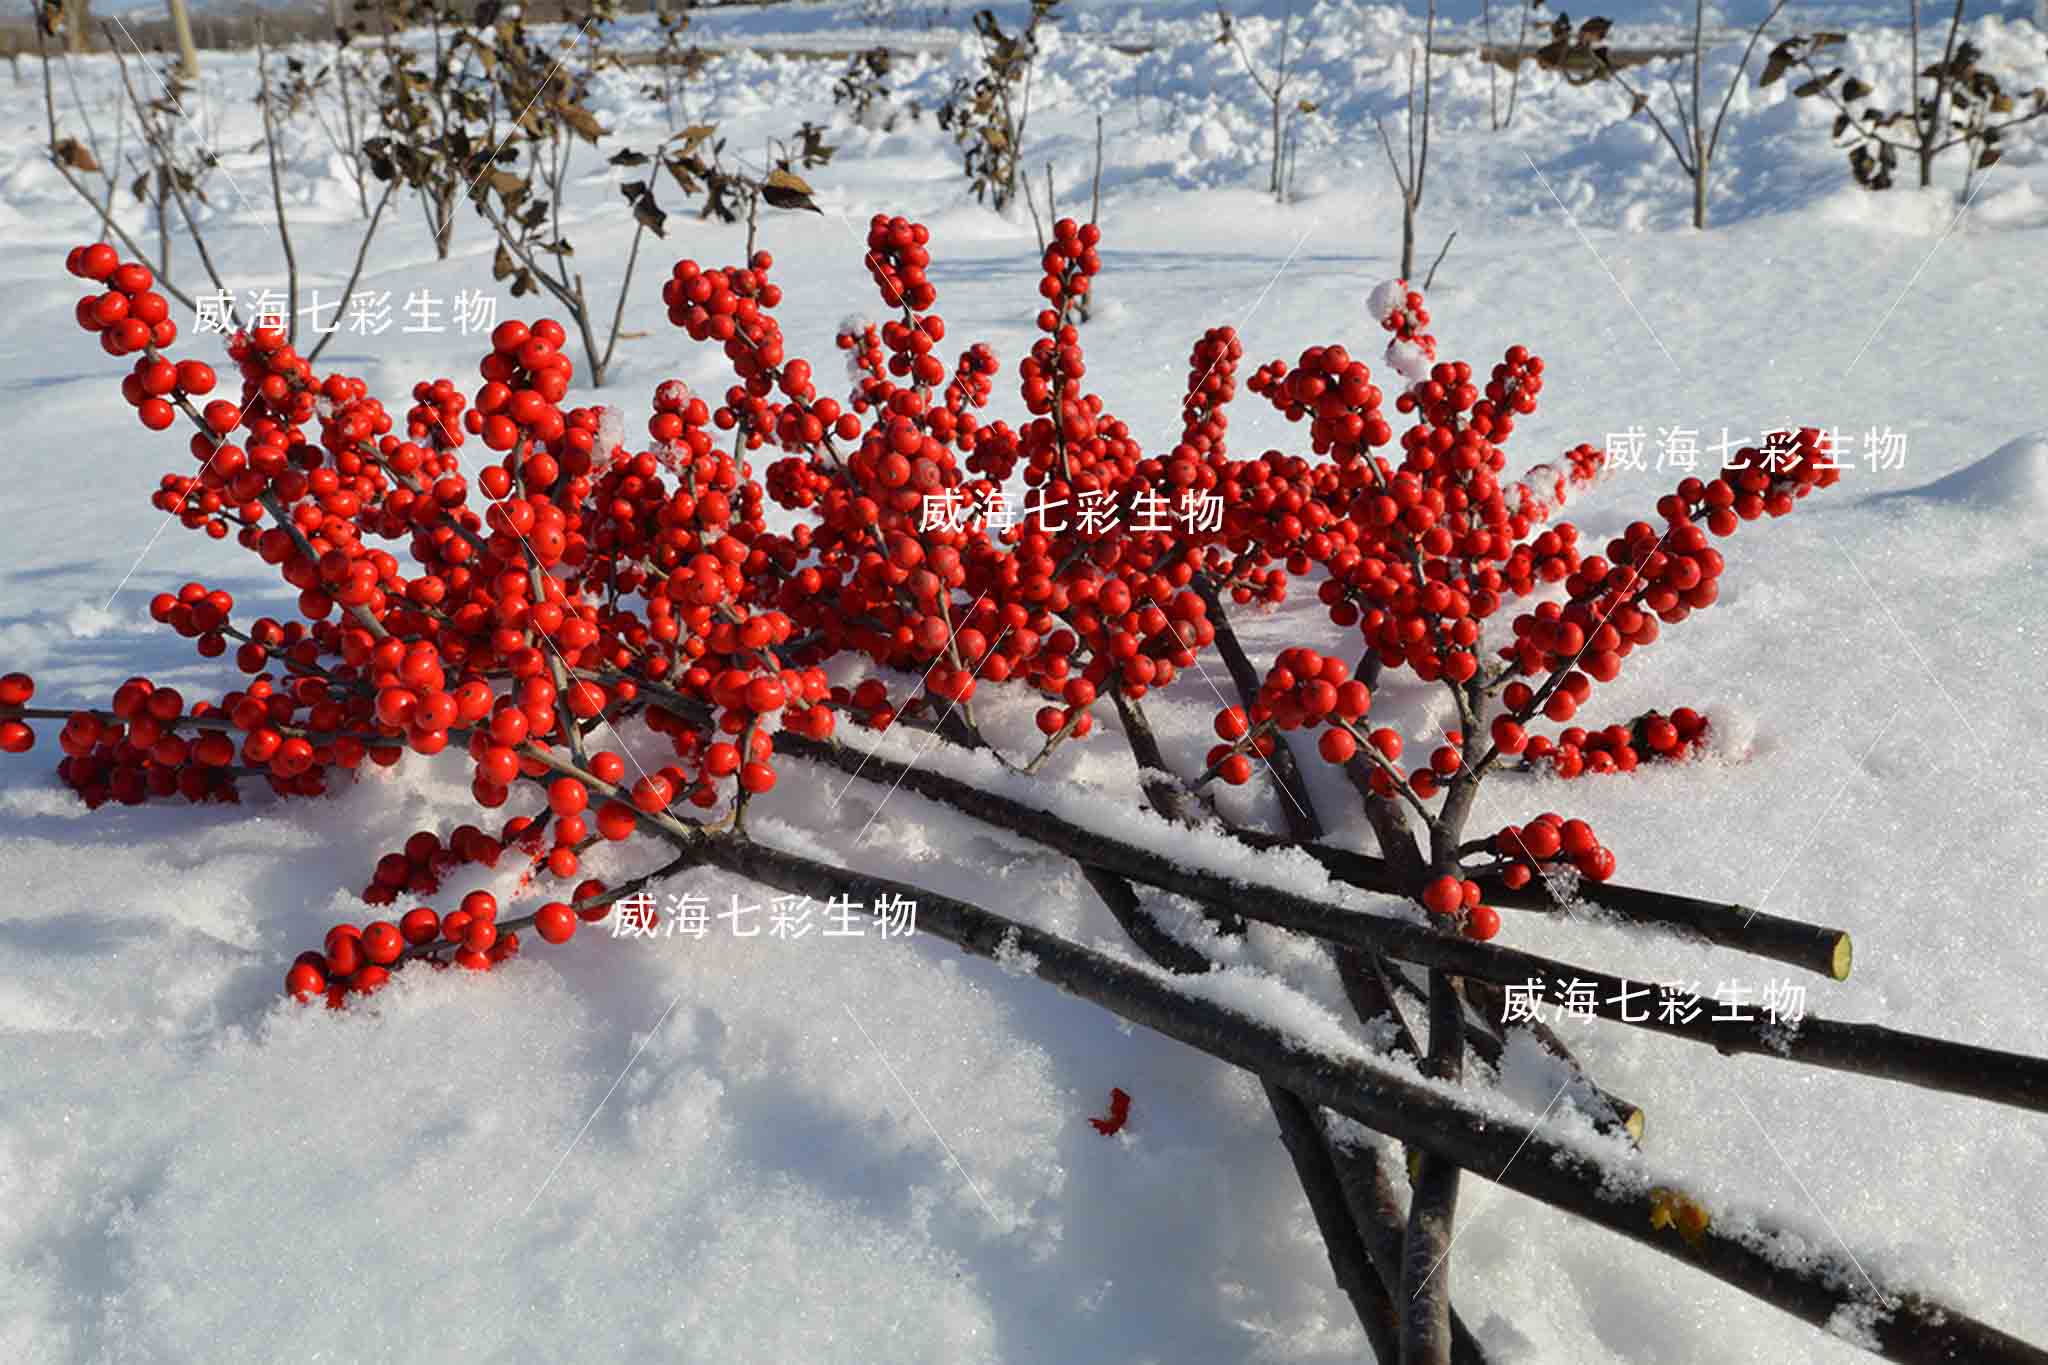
(1191, 569, 1321, 843)
(1474, 871, 1852, 981)
(1326, 952, 1491, 1365)
(1110, 682, 1214, 831)
(1401, 1120, 1460, 1365)
(1020, 158, 1046, 253)
(1403, 827, 1468, 1365)
(1463, 975, 1644, 1144)
(774, 732, 2048, 1111)
(1083, 866, 1396, 1360)
(1114, 606, 1488, 1360)
(599, 217, 647, 377)
(1266, 1082, 1401, 1362)
(1422, 230, 1455, 291)
(689, 832, 2048, 1365)
(1188, 575, 1497, 1359)
(1347, 753, 1429, 885)
(1224, 823, 1850, 981)
(1089, 111, 1104, 224)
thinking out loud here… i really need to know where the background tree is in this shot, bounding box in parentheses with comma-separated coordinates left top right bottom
(1217, 3, 1301, 201)
(1541, 2, 1788, 229)
(937, 0, 1059, 212)
(1770, 3, 2048, 195)
(1376, 0, 1437, 278)
(167, 0, 198, 79)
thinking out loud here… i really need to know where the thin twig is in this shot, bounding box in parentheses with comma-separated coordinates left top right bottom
(35, 21, 196, 311)
(1422, 229, 1455, 290)
(1021, 161, 1046, 253)
(257, 34, 300, 346)
(305, 178, 398, 364)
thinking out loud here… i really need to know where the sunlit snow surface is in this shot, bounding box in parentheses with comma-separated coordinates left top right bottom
(1, 3, 2045, 1360)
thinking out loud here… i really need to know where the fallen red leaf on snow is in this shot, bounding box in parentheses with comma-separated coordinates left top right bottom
(1089, 1087, 1132, 1136)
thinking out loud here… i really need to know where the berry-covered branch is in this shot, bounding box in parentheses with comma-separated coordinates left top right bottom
(8, 218, 2044, 1363)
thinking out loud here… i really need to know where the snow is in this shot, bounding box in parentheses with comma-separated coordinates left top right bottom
(1906, 430, 2048, 519)
(594, 402, 630, 462)
(1367, 278, 1409, 322)
(3, 1, 2047, 1360)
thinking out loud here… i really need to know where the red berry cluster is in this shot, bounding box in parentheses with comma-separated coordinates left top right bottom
(470, 318, 577, 452)
(67, 243, 179, 373)
(51, 664, 349, 807)
(1247, 344, 1394, 467)
(1, 235, 1842, 1005)
(1419, 873, 1501, 941)
(0, 674, 32, 754)
(1515, 706, 1712, 778)
(1487, 430, 1841, 755)
(1205, 648, 1377, 784)
(1371, 280, 1434, 352)
(291, 887, 519, 1005)
(1244, 292, 1600, 697)
(863, 216, 940, 313)
(1486, 812, 1616, 890)
(363, 823, 509, 904)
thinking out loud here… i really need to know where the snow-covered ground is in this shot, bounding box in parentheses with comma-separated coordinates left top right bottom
(1, 2, 2045, 1360)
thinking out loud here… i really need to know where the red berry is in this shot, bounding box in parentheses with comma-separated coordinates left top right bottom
(324, 934, 364, 978)
(477, 746, 520, 788)
(596, 800, 638, 840)
(535, 902, 577, 944)
(1517, 822, 1561, 861)
(80, 243, 120, 280)
(361, 921, 404, 965)
(548, 776, 588, 816)
(285, 961, 326, 1001)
